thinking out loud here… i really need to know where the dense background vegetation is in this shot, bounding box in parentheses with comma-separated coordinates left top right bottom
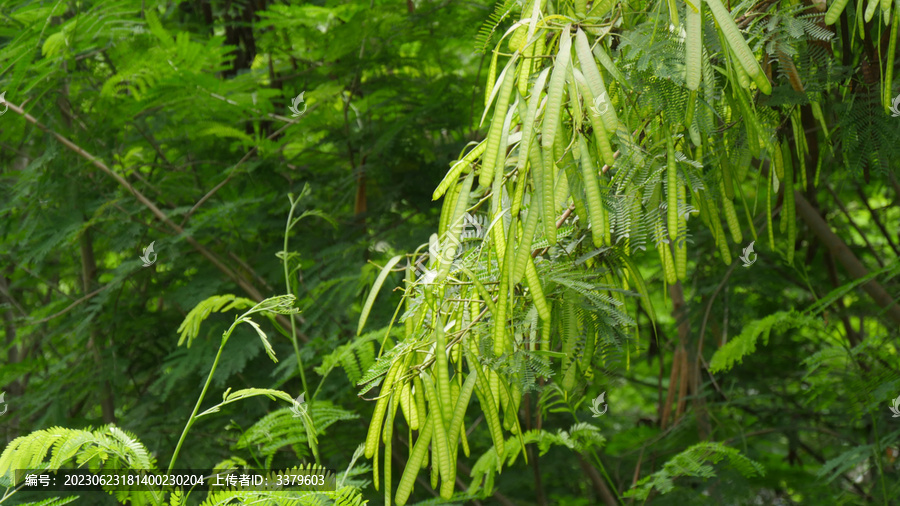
(1, 0, 898, 504)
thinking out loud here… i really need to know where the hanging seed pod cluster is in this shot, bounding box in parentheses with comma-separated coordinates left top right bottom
(354, 0, 832, 500)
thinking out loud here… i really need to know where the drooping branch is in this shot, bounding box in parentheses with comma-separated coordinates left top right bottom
(5, 100, 309, 342)
(794, 191, 900, 326)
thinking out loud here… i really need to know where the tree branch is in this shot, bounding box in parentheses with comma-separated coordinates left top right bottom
(6, 99, 309, 341)
(793, 191, 900, 326)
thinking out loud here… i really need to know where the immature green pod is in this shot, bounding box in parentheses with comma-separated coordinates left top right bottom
(565, 65, 582, 133)
(506, 383, 522, 435)
(587, 0, 617, 18)
(730, 46, 751, 89)
(439, 372, 477, 497)
(511, 165, 529, 219)
(573, 71, 616, 166)
(481, 63, 518, 188)
(497, 378, 511, 430)
(447, 373, 477, 455)
(574, 28, 619, 132)
(533, 28, 546, 61)
(694, 189, 710, 228)
(513, 199, 541, 285)
(564, 154, 591, 230)
(782, 139, 795, 265)
(398, 380, 418, 430)
(542, 24, 572, 161)
(384, 396, 397, 505)
(517, 33, 533, 102)
(790, 110, 807, 191)
(395, 415, 434, 506)
(404, 266, 415, 339)
(437, 179, 459, 237)
(731, 88, 760, 154)
(884, 7, 897, 114)
(706, 193, 732, 264)
(657, 220, 677, 284)
(685, 0, 702, 91)
(366, 359, 403, 459)
(423, 376, 453, 498)
(705, 0, 771, 94)
(436, 172, 474, 283)
(474, 367, 505, 459)
(517, 67, 551, 174)
(524, 258, 551, 321)
(824, 0, 852, 24)
(666, 127, 678, 244)
(575, 0, 588, 16)
(578, 134, 608, 247)
(494, 220, 516, 356)
(720, 153, 734, 200)
(767, 168, 775, 250)
(489, 369, 500, 414)
(434, 140, 486, 200)
(509, 25, 527, 52)
(485, 51, 498, 108)
(675, 182, 687, 280)
(579, 324, 596, 375)
(541, 151, 558, 247)
(460, 420, 470, 457)
(684, 90, 696, 132)
(553, 129, 574, 210)
(413, 374, 427, 434)
(772, 141, 785, 181)
(720, 179, 743, 244)
(434, 319, 452, 426)
(865, 0, 879, 21)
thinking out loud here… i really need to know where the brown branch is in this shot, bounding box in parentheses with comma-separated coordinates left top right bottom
(826, 186, 885, 267)
(794, 191, 900, 326)
(854, 184, 900, 256)
(576, 454, 619, 506)
(5, 100, 309, 341)
(180, 120, 297, 227)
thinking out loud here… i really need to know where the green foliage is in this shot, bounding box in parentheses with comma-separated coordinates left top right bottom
(708, 310, 820, 372)
(176, 295, 257, 348)
(624, 442, 765, 500)
(8, 498, 80, 506)
(235, 402, 358, 463)
(0, 425, 155, 480)
(3, 0, 900, 504)
(469, 423, 606, 496)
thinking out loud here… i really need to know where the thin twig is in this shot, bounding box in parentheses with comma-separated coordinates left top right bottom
(181, 120, 297, 227)
(5, 99, 309, 341)
(827, 185, 885, 267)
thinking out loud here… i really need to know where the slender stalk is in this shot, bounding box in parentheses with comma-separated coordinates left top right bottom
(283, 195, 310, 400)
(167, 320, 238, 473)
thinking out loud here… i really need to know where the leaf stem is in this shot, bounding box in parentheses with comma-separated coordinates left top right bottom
(284, 192, 311, 401)
(167, 320, 237, 473)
